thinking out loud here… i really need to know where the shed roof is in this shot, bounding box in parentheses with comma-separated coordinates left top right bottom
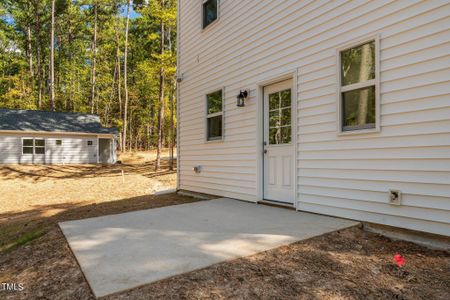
(0, 109, 118, 135)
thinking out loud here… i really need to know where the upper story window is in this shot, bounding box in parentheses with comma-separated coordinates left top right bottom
(206, 90, 223, 141)
(203, 0, 218, 29)
(338, 38, 379, 132)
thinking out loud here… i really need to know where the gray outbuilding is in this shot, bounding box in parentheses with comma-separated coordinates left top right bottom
(0, 109, 118, 164)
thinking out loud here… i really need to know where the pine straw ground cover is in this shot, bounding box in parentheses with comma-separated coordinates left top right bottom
(1, 153, 449, 299)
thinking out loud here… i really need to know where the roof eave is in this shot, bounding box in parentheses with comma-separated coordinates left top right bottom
(0, 129, 117, 137)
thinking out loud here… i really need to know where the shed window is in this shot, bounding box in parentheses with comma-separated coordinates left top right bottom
(34, 139, 45, 154)
(339, 39, 378, 132)
(22, 139, 34, 154)
(203, 0, 218, 29)
(22, 138, 45, 154)
(87, 140, 93, 146)
(206, 90, 223, 141)
(56, 139, 62, 146)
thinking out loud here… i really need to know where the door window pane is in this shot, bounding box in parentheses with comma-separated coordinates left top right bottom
(281, 126, 291, 144)
(341, 41, 375, 86)
(342, 86, 376, 130)
(280, 89, 291, 107)
(207, 115, 222, 140)
(203, 0, 218, 29)
(269, 110, 279, 128)
(268, 92, 279, 110)
(269, 128, 281, 145)
(281, 108, 291, 126)
(268, 89, 292, 145)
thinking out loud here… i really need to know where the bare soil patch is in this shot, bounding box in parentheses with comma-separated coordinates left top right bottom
(0, 150, 176, 224)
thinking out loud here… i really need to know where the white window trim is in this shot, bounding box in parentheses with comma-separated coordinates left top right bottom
(201, 0, 220, 31)
(336, 34, 380, 136)
(21, 137, 46, 155)
(34, 138, 46, 155)
(205, 87, 225, 142)
(21, 137, 34, 155)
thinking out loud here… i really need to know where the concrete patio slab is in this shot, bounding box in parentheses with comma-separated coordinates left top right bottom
(60, 198, 358, 298)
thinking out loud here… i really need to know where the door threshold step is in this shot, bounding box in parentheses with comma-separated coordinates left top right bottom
(258, 199, 296, 210)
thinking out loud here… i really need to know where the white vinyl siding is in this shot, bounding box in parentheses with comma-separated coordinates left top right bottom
(0, 133, 102, 164)
(178, 0, 450, 235)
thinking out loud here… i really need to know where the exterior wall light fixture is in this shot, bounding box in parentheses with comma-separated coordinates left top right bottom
(236, 90, 248, 107)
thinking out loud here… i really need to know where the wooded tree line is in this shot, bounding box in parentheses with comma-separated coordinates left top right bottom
(0, 0, 177, 169)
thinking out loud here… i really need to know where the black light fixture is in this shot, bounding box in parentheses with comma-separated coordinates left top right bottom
(236, 90, 248, 107)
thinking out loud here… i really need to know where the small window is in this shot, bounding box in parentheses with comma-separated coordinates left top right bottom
(22, 138, 34, 154)
(34, 139, 45, 154)
(87, 140, 93, 146)
(56, 140, 62, 146)
(202, 0, 218, 29)
(206, 90, 223, 141)
(339, 39, 378, 132)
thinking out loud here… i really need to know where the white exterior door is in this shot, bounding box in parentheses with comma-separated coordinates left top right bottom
(263, 80, 295, 204)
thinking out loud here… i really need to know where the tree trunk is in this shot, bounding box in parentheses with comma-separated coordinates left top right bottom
(114, 17, 123, 151)
(122, 0, 131, 152)
(27, 26, 33, 80)
(36, 9, 42, 109)
(357, 43, 372, 125)
(128, 109, 133, 152)
(50, 0, 55, 111)
(155, 11, 165, 171)
(90, 2, 98, 114)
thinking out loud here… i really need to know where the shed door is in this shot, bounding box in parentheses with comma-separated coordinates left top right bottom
(263, 80, 295, 204)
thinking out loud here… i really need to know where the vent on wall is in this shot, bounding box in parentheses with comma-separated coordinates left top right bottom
(389, 189, 402, 206)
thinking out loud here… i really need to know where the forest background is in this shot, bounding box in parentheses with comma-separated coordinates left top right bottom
(0, 0, 177, 169)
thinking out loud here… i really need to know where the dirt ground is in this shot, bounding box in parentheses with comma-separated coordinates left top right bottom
(0, 150, 176, 224)
(1, 152, 449, 299)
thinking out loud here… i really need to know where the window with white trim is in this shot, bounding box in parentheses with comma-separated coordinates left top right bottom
(202, 0, 218, 29)
(34, 139, 45, 154)
(206, 90, 223, 141)
(22, 138, 45, 154)
(22, 138, 34, 154)
(339, 39, 377, 132)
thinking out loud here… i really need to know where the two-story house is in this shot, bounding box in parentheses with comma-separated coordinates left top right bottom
(176, 0, 450, 236)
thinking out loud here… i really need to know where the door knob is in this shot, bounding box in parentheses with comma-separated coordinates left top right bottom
(263, 149, 267, 154)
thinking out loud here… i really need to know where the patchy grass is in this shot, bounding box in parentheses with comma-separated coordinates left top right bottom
(1, 228, 48, 253)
